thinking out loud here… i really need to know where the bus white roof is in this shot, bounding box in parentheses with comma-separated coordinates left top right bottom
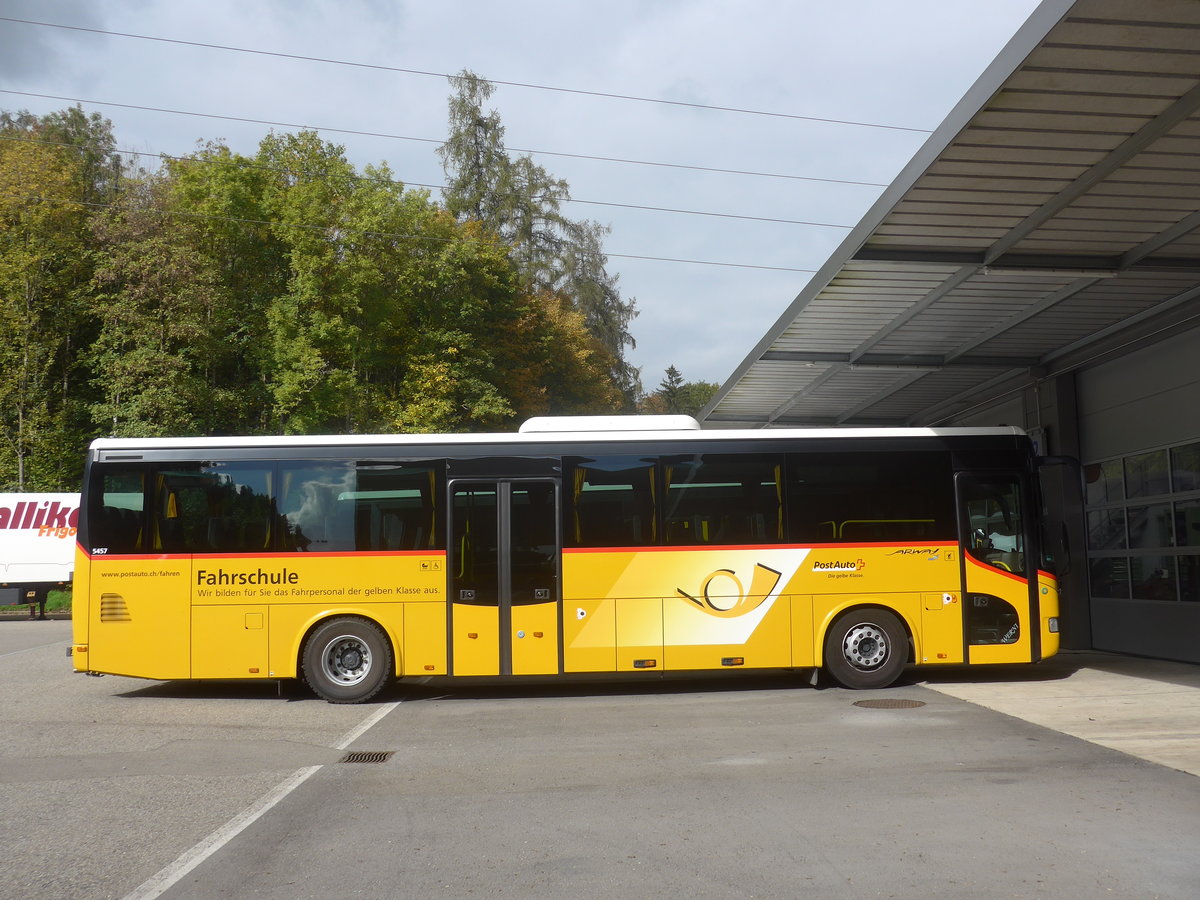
(520, 415, 701, 433)
(89, 417, 1027, 454)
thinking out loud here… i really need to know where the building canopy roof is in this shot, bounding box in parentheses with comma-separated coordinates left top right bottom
(702, 0, 1200, 427)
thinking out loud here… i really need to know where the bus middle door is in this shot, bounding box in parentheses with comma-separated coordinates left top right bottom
(450, 480, 561, 676)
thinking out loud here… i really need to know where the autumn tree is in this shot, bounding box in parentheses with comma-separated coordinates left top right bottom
(437, 71, 639, 403)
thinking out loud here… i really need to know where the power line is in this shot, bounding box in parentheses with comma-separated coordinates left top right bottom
(0, 134, 860, 230)
(0, 191, 821, 275)
(0, 15, 934, 134)
(0, 89, 890, 188)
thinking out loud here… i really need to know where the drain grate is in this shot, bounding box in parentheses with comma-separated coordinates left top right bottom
(339, 750, 395, 764)
(853, 698, 926, 709)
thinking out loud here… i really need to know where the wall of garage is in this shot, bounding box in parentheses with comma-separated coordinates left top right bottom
(1074, 326, 1200, 663)
(946, 324, 1200, 662)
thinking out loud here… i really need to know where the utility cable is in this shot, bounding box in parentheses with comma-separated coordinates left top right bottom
(0, 191, 821, 274)
(0, 16, 934, 134)
(0, 89, 891, 188)
(0, 134, 861, 230)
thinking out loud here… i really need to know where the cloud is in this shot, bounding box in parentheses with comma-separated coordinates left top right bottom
(0, 0, 103, 79)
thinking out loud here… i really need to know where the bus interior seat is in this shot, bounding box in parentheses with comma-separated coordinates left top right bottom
(242, 519, 270, 551)
(100, 506, 142, 551)
(379, 513, 404, 550)
(206, 517, 238, 551)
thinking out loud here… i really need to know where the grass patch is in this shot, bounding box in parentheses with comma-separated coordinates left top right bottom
(46, 588, 72, 613)
(0, 587, 71, 615)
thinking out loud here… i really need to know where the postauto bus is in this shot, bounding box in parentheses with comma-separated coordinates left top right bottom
(70, 416, 1062, 702)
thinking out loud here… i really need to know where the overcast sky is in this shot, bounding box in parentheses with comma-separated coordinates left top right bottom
(0, 0, 1043, 391)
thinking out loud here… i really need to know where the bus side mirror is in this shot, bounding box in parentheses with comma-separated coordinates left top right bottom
(1035, 455, 1081, 578)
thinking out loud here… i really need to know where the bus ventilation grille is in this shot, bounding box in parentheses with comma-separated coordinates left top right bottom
(99, 594, 131, 623)
(852, 699, 926, 710)
(339, 751, 394, 764)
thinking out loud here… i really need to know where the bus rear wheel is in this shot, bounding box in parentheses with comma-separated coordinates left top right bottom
(302, 617, 393, 703)
(823, 608, 908, 690)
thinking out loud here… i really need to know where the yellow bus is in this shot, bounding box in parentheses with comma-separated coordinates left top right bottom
(70, 416, 1062, 702)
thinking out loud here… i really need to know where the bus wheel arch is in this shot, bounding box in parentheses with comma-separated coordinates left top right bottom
(821, 606, 911, 690)
(300, 615, 395, 704)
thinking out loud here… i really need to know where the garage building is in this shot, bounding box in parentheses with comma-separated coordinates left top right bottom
(701, 0, 1200, 663)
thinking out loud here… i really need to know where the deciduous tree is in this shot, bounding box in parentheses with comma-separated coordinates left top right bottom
(0, 115, 99, 487)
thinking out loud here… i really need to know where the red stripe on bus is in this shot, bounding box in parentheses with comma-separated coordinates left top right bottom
(564, 541, 959, 554)
(965, 553, 1029, 584)
(82, 549, 446, 561)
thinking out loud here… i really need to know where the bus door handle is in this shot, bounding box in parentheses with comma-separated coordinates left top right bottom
(534, 588, 550, 601)
(459, 589, 476, 601)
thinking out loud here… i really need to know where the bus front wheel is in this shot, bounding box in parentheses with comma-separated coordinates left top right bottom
(302, 617, 393, 703)
(823, 608, 908, 690)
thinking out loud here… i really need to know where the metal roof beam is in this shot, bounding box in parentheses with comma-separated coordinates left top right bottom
(908, 368, 1031, 428)
(852, 248, 1200, 273)
(916, 286, 1200, 428)
(852, 248, 984, 265)
(769, 414, 909, 427)
(760, 350, 1039, 369)
(835, 371, 931, 425)
(981, 79, 1200, 266)
(882, 208, 1200, 376)
(766, 364, 846, 424)
(703, 413, 771, 425)
(847, 267, 978, 363)
(942, 277, 1101, 364)
(1120, 210, 1200, 269)
(1041, 283, 1200, 369)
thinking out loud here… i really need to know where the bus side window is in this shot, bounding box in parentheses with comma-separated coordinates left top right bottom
(279, 463, 356, 552)
(355, 463, 444, 551)
(278, 461, 445, 553)
(156, 464, 276, 554)
(565, 456, 656, 548)
(662, 453, 784, 546)
(787, 451, 957, 544)
(93, 470, 147, 554)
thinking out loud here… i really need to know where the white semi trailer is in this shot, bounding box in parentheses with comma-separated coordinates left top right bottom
(0, 493, 80, 618)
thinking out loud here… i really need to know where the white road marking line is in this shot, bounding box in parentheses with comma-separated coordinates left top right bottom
(122, 700, 400, 900)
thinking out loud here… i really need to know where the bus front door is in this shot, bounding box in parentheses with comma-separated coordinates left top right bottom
(956, 472, 1038, 664)
(449, 480, 561, 676)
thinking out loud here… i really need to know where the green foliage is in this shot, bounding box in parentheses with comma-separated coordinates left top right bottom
(0, 103, 632, 489)
(640, 365, 719, 417)
(88, 177, 231, 436)
(0, 108, 113, 489)
(438, 71, 640, 403)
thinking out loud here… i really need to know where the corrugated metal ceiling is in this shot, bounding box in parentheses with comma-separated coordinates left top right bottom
(703, 0, 1200, 427)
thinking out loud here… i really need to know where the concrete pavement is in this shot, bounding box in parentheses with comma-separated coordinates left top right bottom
(919, 649, 1200, 778)
(4, 620, 1199, 898)
(6, 613, 1199, 778)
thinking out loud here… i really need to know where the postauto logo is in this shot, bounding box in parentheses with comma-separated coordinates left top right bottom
(811, 558, 865, 573)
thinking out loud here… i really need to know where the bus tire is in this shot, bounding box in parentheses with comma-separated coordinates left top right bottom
(823, 608, 908, 690)
(302, 617, 393, 704)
